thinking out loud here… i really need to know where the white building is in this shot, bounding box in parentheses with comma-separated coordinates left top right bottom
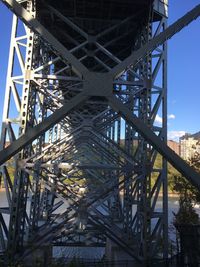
(180, 135, 199, 161)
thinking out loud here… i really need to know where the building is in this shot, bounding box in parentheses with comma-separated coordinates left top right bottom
(167, 140, 180, 155)
(180, 133, 199, 161)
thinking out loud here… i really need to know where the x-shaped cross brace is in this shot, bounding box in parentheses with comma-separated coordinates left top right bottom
(1, 0, 200, 189)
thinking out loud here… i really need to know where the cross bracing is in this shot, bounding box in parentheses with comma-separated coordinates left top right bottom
(0, 0, 200, 265)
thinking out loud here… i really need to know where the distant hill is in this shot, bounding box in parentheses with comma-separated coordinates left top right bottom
(191, 131, 200, 139)
(180, 131, 200, 140)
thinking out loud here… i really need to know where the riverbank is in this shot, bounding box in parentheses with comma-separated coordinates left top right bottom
(0, 186, 179, 197)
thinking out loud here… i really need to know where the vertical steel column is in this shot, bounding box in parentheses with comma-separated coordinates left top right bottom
(7, 1, 36, 258)
(162, 18, 168, 259)
(112, 6, 168, 261)
(0, 5, 36, 257)
(0, 0, 172, 264)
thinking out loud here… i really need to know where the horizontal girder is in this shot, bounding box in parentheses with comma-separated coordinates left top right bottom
(0, 1, 200, 263)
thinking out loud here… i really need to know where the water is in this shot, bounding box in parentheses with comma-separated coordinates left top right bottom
(0, 191, 200, 259)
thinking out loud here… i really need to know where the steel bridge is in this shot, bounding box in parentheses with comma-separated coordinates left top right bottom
(0, 0, 200, 266)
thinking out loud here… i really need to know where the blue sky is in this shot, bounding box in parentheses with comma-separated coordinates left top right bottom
(0, 1, 200, 141)
(167, 0, 200, 140)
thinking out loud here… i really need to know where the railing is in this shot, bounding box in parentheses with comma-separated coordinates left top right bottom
(52, 256, 200, 267)
(52, 258, 171, 267)
(52, 259, 133, 267)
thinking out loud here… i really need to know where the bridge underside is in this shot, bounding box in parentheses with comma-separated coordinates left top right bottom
(0, 0, 200, 265)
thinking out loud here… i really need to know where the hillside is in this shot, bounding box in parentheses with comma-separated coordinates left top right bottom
(191, 131, 200, 139)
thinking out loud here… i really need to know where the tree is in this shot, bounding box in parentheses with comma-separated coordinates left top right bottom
(173, 140, 200, 224)
(172, 141, 200, 265)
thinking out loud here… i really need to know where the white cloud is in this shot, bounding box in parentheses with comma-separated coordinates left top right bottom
(168, 114, 175, 119)
(155, 114, 175, 125)
(155, 114, 162, 124)
(168, 131, 185, 141)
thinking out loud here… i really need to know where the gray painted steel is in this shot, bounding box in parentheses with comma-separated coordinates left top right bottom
(0, 0, 199, 265)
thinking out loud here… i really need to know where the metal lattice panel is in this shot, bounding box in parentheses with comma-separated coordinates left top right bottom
(0, 0, 200, 266)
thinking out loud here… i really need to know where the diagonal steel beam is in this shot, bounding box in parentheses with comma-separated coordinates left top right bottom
(110, 4, 200, 78)
(46, 3, 89, 40)
(1, 0, 89, 77)
(88, 214, 140, 261)
(108, 95, 200, 189)
(0, 93, 88, 165)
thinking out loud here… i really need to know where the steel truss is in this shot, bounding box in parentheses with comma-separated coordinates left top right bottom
(0, 0, 200, 265)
